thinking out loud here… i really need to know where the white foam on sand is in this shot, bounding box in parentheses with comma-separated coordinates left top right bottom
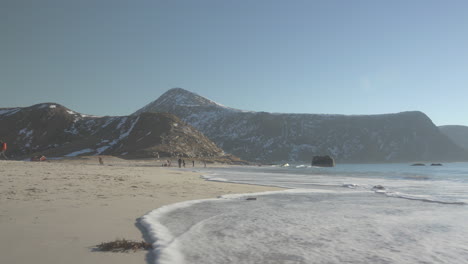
(141, 199, 213, 264)
(142, 164, 468, 264)
(140, 188, 346, 264)
(143, 189, 468, 264)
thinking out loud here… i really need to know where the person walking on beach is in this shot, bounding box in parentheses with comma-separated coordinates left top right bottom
(178, 158, 182, 168)
(0, 140, 8, 160)
(182, 160, 186, 168)
(192, 160, 195, 167)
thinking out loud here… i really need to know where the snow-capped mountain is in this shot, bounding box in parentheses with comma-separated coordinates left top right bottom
(0, 103, 225, 160)
(135, 88, 467, 163)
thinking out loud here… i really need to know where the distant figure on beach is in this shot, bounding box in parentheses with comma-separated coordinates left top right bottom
(178, 158, 182, 168)
(98, 157, 104, 165)
(167, 160, 171, 167)
(182, 160, 186, 168)
(192, 160, 195, 167)
(203, 161, 207, 168)
(0, 140, 8, 160)
(30, 155, 46, 161)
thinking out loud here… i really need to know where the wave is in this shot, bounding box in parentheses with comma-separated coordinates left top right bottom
(379, 190, 466, 205)
(141, 188, 346, 264)
(142, 181, 465, 263)
(141, 165, 468, 263)
(365, 184, 466, 205)
(200, 174, 229, 182)
(342, 183, 359, 189)
(141, 199, 213, 264)
(202, 169, 467, 206)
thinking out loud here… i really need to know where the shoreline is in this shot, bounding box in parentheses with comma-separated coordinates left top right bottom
(0, 158, 283, 264)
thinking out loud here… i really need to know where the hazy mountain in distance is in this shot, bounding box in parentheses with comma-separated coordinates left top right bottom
(439, 125, 468, 151)
(135, 88, 467, 163)
(0, 103, 226, 160)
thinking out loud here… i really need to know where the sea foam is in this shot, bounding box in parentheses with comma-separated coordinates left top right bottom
(142, 163, 468, 264)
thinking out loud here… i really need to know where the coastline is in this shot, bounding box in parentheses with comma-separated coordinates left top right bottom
(0, 158, 283, 264)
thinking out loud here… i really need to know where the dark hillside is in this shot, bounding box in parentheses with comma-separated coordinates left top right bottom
(135, 88, 467, 163)
(0, 103, 225, 160)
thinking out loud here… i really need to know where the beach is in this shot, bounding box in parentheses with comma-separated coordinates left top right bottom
(0, 157, 282, 264)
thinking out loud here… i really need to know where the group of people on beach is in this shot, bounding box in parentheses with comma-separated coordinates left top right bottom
(178, 158, 196, 168)
(162, 159, 205, 168)
(0, 142, 211, 168)
(162, 158, 204, 168)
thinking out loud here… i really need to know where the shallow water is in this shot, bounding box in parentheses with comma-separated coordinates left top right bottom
(142, 163, 468, 264)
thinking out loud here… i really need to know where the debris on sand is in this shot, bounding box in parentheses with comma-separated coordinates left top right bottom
(95, 239, 152, 252)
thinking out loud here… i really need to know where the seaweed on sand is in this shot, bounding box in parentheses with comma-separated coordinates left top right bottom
(96, 239, 152, 252)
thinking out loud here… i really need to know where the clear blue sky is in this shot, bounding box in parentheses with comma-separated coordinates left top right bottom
(2, 0, 468, 126)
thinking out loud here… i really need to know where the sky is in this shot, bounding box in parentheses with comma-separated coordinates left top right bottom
(1, 0, 468, 126)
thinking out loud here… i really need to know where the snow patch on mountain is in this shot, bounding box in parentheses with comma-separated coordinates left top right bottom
(95, 116, 140, 154)
(19, 128, 33, 137)
(102, 117, 118, 128)
(65, 148, 94, 157)
(0, 108, 21, 117)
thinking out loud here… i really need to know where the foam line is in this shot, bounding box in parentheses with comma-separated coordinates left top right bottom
(382, 192, 466, 205)
(140, 199, 214, 264)
(140, 187, 355, 263)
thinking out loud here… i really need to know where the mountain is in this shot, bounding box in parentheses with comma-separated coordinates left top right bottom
(0, 103, 226, 160)
(439, 125, 468, 151)
(134, 88, 468, 163)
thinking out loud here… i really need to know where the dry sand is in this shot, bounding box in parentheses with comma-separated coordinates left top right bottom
(0, 157, 282, 264)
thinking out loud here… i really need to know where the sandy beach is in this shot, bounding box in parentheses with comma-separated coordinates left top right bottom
(0, 157, 282, 264)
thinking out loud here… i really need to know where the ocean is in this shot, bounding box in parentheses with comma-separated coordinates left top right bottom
(142, 163, 468, 264)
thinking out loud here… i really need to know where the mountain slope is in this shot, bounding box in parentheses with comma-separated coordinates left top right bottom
(439, 125, 468, 151)
(0, 103, 224, 159)
(135, 88, 467, 163)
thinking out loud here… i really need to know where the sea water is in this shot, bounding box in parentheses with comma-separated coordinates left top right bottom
(141, 163, 468, 264)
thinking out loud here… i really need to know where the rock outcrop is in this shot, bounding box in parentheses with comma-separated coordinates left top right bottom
(311, 155, 335, 167)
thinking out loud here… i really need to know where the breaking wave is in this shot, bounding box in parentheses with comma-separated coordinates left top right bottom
(142, 163, 468, 264)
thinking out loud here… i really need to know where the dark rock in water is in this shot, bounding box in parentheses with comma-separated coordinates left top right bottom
(246, 197, 257, 201)
(372, 185, 385, 191)
(431, 163, 443, 166)
(411, 163, 426, 166)
(312, 155, 335, 167)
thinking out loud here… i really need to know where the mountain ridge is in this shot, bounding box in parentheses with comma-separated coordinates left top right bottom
(0, 102, 227, 161)
(439, 125, 468, 151)
(135, 88, 467, 163)
(2, 88, 466, 163)
(134, 88, 243, 116)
